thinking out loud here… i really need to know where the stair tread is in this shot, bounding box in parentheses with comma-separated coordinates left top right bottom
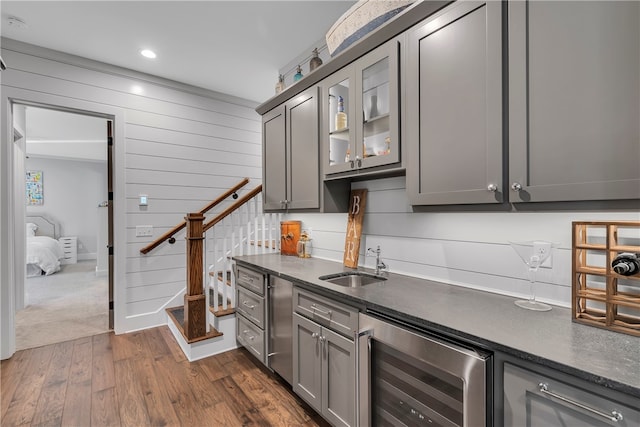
(209, 305, 236, 317)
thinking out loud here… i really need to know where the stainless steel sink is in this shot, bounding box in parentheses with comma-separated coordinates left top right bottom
(318, 271, 387, 287)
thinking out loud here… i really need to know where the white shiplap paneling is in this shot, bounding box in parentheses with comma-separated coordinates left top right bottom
(291, 176, 639, 307)
(1, 39, 261, 333)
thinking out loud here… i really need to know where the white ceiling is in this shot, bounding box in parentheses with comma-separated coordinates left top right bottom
(0, 0, 356, 104)
(24, 106, 108, 163)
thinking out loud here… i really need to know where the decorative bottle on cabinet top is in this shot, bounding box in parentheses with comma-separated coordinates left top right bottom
(335, 95, 347, 131)
(275, 74, 285, 94)
(309, 48, 323, 72)
(293, 65, 303, 82)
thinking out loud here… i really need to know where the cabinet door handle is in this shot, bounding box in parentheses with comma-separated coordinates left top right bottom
(242, 300, 256, 309)
(311, 332, 320, 339)
(242, 330, 255, 341)
(311, 303, 332, 317)
(538, 383, 623, 422)
(487, 184, 498, 192)
(511, 182, 523, 192)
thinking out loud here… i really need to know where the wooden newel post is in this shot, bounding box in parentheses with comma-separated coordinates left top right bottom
(184, 213, 206, 340)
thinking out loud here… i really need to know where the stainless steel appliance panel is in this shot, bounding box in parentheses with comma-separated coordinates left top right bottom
(269, 276, 293, 384)
(359, 312, 491, 427)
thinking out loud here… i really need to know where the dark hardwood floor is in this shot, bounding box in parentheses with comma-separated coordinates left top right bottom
(1, 326, 330, 426)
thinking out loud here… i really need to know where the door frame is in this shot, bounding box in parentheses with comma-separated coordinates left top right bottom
(1, 87, 126, 359)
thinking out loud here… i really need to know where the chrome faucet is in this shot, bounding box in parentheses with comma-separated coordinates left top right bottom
(366, 245, 388, 275)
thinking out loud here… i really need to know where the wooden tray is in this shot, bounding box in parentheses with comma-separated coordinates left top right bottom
(572, 221, 640, 336)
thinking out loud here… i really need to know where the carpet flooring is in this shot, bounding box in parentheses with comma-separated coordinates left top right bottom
(15, 260, 110, 350)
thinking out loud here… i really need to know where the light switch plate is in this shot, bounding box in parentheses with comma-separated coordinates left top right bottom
(136, 225, 153, 237)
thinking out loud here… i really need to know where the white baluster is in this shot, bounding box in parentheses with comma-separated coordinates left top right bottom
(238, 206, 244, 257)
(212, 225, 219, 313)
(254, 197, 259, 254)
(209, 264, 218, 315)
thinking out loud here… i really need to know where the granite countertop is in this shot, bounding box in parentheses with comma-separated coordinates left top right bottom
(234, 254, 640, 399)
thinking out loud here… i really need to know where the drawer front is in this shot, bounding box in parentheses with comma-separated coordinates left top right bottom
(504, 363, 640, 426)
(236, 266, 265, 295)
(236, 315, 266, 364)
(294, 287, 358, 338)
(58, 237, 77, 265)
(236, 287, 265, 328)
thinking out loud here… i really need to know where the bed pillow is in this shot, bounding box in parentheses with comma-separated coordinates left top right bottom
(26, 222, 38, 237)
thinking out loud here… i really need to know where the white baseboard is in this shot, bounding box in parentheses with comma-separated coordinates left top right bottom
(78, 252, 97, 261)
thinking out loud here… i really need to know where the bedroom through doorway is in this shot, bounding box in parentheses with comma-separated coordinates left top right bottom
(14, 105, 112, 350)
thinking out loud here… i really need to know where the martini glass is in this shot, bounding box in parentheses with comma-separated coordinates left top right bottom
(509, 241, 554, 312)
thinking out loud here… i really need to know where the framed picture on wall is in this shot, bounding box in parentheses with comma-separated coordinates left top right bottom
(26, 170, 43, 205)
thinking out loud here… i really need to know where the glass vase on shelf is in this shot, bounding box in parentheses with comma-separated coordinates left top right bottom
(509, 241, 556, 312)
(293, 65, 303, 82)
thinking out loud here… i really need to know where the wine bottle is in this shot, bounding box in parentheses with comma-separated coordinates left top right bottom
(335, 95, 347, 130)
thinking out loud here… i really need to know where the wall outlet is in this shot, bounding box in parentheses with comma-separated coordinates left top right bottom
(135, 225, 153, 237)
(533, 241, 553, 269)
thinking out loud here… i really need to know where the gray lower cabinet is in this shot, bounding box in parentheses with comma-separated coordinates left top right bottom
(503, 362, 640, 426)
(262, 87, 320, 211)
(508, 1, 640, 202)
(406, 1, 503, 205)
(234, 265, 267, 365)
(292, 287, 357, 427)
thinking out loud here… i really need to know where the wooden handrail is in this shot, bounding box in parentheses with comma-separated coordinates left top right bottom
(140, 178, 250, 254)
(203, 185, 262, 233)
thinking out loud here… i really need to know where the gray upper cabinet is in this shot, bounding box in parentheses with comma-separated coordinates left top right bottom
(262, 106, 287, 211)
(321, 38, 402, 178)
(509, 1, 640, 203)
(406, 1, 503, 205)
(262, 87, 320, 211)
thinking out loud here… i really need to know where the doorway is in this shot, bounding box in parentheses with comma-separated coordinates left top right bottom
(13, 104, 114, 350)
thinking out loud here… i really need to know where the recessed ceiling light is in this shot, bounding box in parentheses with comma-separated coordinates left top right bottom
(140, 49, 156, 59)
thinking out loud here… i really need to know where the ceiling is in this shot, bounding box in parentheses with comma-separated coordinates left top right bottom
(0, 0, 356, 104)
(24, 106, 108, 163)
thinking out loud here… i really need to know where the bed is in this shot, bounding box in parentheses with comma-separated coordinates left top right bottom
(26, 215, 64, 277)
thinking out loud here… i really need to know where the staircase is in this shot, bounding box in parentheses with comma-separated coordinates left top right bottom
(141, 179, 280, 361)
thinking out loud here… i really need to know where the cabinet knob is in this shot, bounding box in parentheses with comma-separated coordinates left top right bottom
(487, 184, 498, 192)
(511, 182, 523, 192)
(311, 332, 320, 339)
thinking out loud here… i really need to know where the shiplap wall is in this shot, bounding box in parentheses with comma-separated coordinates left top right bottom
(1, 39, 261, 331)
(290, 176, 640, 307)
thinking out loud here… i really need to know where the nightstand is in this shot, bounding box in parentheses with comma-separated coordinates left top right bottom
(58, 236, 77, 264)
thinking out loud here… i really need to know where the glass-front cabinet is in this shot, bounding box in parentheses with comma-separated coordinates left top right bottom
(322, 38, 401, 177)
